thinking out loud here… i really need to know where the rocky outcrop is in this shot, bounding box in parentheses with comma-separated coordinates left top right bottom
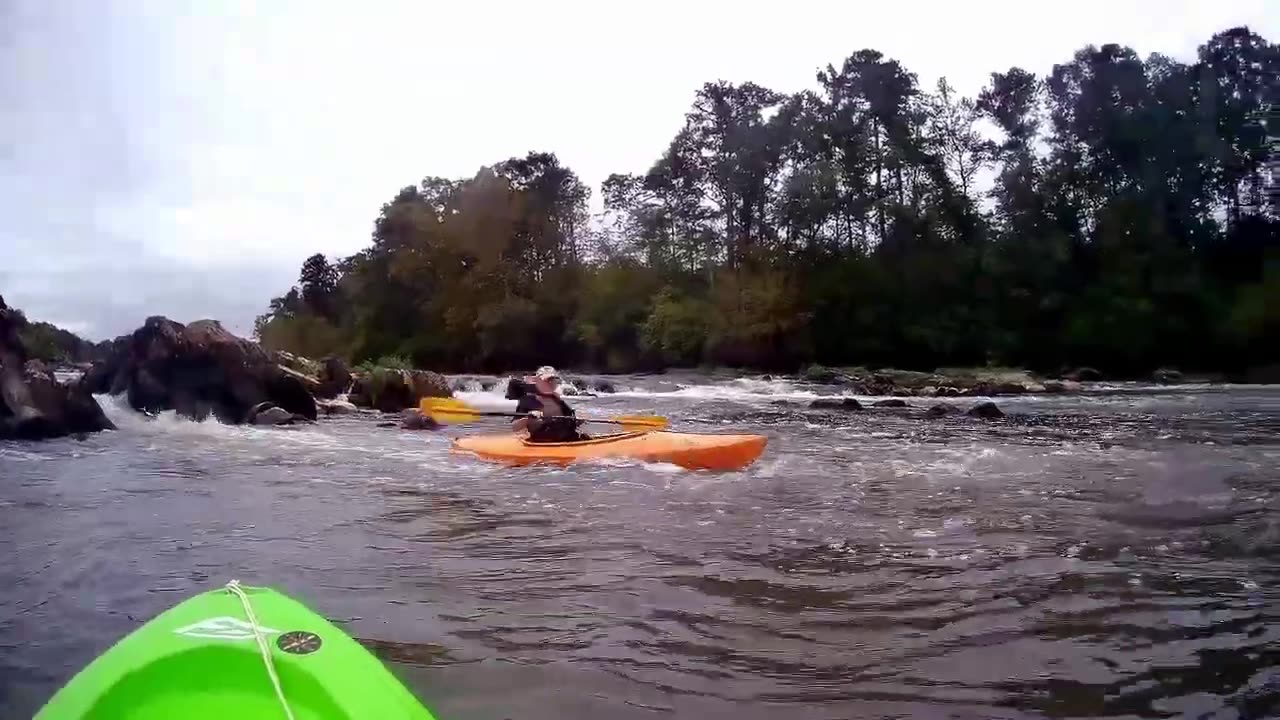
(245, 401, 309, 426)
(925, 403, 956, 419)
(317, 357, 352, 398)
(809, 397, 863, 411)
(873, 399, 909, 408)
(317, 398, 358, 415)
(79, 316, 317, 424)
(966, 401, 1005, 419)
(799, 365, 1066, 397)
(1, 295, 114, 440)
(1065, 367, 1103, 382)
(348, 368, 450, 413)
(963, 382, 1027, 397)
(505, 377, 529, 400)
(399, 409, 440, 430)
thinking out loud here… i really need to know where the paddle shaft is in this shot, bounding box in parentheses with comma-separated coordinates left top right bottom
(443, 409, 645, 427)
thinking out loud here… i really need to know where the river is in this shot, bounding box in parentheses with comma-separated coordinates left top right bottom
(2, 373, 1278, 719)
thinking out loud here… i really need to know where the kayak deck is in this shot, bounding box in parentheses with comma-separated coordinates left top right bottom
(36, 585, 435, 720)
(452, 430, 767, 471)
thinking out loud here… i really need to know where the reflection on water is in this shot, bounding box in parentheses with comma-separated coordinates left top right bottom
(1, 381, 1278, 718)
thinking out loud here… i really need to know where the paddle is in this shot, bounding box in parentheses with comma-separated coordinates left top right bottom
(419, 397, 667, 432)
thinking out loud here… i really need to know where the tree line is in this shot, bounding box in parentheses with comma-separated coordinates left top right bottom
(255, 26, 1278, 376)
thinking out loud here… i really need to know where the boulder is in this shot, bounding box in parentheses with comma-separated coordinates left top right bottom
(963, 381, 1028, 397)
(316, 356, 352, 399)
(1152, 368, 1184, 385)
(348, 367, 450, 413)
(873, 399, 909, 408)
(925, 403, 956, 419)
(505, 377, 532, 400)
(809, 397, 863, 411)
(246, 403, 302, 426)
(0, 296, 114, 440)
(592, 379, 617, 394)
(935, 386, 962, 397)
(400, 409, 440, 430)
(966, 401, 1004, 419)
(272, 351, 322, 379)
(77, 316, 317, 424)
(317, 398, 358, 415)
(801, 364, 843, 384)
(1066, 367, 1103, 382)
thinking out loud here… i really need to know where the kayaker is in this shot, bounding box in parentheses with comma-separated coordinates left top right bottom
(511, 366, 589, 443)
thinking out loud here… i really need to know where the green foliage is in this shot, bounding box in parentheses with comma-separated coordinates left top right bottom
(17, 321, 95, 363)
(354, 354, 414, 374)
(255, 314, 345, 361)
(641, 288, 709, 366)
(252, 26, 1278, 376)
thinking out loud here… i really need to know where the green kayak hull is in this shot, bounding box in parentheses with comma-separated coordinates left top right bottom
(35, 584, 437, 720)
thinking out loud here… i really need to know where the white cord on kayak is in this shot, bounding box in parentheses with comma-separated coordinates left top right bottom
(226, 580, 296, 720)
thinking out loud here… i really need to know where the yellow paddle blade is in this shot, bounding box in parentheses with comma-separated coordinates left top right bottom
(613, 415, 668, 431)
(418, 397, 481, 423)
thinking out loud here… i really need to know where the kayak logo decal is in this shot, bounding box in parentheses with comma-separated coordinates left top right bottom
(174, 616, 281, 640)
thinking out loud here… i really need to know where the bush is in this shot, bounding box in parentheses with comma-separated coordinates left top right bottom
(641, 288, 709, 366)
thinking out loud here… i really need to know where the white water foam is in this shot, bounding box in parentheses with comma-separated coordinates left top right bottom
(611, 377, 823, 403)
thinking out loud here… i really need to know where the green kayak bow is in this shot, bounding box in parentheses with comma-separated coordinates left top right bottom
(36, 581, 437, 720)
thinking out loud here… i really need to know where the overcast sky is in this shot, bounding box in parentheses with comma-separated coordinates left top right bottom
(2, 0, 1275, 340)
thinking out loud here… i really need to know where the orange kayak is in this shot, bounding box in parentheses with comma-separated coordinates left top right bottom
(452, 431, 767, 471)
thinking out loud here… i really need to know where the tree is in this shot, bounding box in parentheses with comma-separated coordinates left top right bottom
(299, 254, 339, 320)
(248, 25, 1278, 378)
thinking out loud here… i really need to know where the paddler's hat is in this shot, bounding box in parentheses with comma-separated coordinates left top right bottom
(535, 365, 560, 381)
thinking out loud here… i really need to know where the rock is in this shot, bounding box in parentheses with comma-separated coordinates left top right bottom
(1066, 367, 1103, 382)
(925, 403, 956, 419)
(348, 367, 450, 413)
(0, 297, 114, 440)
(760, 374, 773, 382)
(277, 365, 322, 396)
(77, 316, 317, 424)
(873, 399, 909, 408)
(376, 421, 398, 428)
(316, 356, 352, 399)
(809, 397, 863, 411)
(505, 377, 532, 400)
(317, 398, 358, 415)
(400, 409, 440, 430)
(935, 386, 962, 397)
(592, 380, 616, 394)
(1042, 381, 1066, 393)
(1152, 368, 1184, 385)
(272, 351, 322, 379)
(248, 404, 299, 425)
(964, 381, 1028, 397)
(966, 401, 1004, 419)
(802, 364, 842, 384)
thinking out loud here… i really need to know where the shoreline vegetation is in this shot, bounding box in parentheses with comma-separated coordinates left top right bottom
(3, 291, 1274, 442)
(248, 25, 1276, 381)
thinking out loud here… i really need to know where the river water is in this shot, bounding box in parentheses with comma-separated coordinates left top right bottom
(2, 374, 1278, 719)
